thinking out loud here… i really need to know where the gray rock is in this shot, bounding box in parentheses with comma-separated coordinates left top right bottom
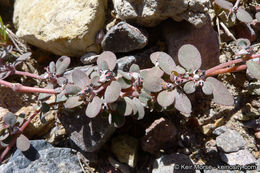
(216, 129, 246, 153)
(212, 126, 227, 136)
(80, 52, 98, 65)
(59, 109, 115, 152)
(0, 140, 81, 173)
(112, 0, 210, 28)
(101, 22, 148, 53)
(117, 56, 137, 71)
(141, 118, 177, 154)
(220, 149, 257, 165)
(162, 18, 219, 70)
(152, 153, 194, 173)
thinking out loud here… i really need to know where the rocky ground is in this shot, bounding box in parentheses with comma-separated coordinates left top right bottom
(1, 0, 260, 172)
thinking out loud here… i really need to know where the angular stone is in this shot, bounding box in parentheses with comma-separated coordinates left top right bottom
(0, 140, 81, 173)
(162, 18, 220, 70)
(216, 129, 246, 153)
(152, 153, 194, 173)
(111, 135, 138, 168)
(117, 56, 137, 71)
(141, 118, 177, 154)
(220, 149, 257, 165)
(13, 0, 107, 56)
(101, 22, 148, 53)
(112, 0, 210, 28)
(59, 109, 115, 152)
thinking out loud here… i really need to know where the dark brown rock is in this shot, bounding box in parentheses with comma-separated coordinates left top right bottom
(141, 117, 177, 154)
(235, 23, 256, 42)
(162, 17, 220, 70)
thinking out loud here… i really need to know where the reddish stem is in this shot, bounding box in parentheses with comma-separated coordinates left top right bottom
(0, 79, 57, 94)
(15, 70, 42, 80)
(0, 110, 40, 163)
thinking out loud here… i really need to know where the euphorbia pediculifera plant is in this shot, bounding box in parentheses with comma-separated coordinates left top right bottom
(59, 44, 234, 127)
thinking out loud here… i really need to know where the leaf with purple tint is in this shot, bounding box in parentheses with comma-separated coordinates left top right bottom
(57, 77, 67, 86)
(105, 81, 121, 103)
(206, 77, 234, 106)
(178, 44, 201, 70)
(118, 98, 132, 116)
(108, 113, 125, 128)
(97, 51, 117, 71)
(49, 61, 56, 74)
(86, 96, 102, 118)
(118, 70, 132, 80)
(246, 60, 260, 80)
(0, 71, 11, 79)
(133, 98, 145, 120)
(214, 0, 233, 10)
(16, 134, 30, 151)
(173, 89, 192, 114)
(236, 7, 253, 23)
(157, 90, 175, 108)
(55, 56, 71, 75)
(183, 81, 196, 94)
(65, 84, 81, 95)
(64, 96, 83, 108)
(202, 81, 213, 95)
(153, 52, 176, 75)
(256, 12, 260, 22)
(125, 97, 137, 115)
(117, 77, 132, 89)
(72, 69, 91, 89)
(38, 83, 53, 100)
(129, 64, 140, 73)
(3, 112, 16, 127)
(14, 52, 32, 66)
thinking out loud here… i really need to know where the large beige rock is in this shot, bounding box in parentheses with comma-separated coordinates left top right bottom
(112, 0, 210, 28)
(13, 0, 107, 56)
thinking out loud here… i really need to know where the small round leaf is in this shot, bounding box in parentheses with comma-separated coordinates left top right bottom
(174, 89, 192, 114)
(256, 12, 260, 22)
(246, 60, 260, 80)
(236, 7, 253, 23)
(49, 61, 56, 73)
(56, 56, 71, 75)
(72, 69, 91, 89)
(133, 98, 145, 120)
(97, 51, 117, 71)
(157, 90, 175, 108)
(129, 64, 140, 73)
(117, 77, 132, 89)
(3, 112, 16, 127)
(105, 81, 121, 103)
(206, 77, 234, 106)
(214, 0, 233, 10)
(16, 134, 30, 151)
(202, 81, 213, 95)
(183, 81, 196, 94)
(178, 44, 201, 70)
(86, 96, 102, 118)
(64, 96, 83, 108)
(65, 84, 82, 95)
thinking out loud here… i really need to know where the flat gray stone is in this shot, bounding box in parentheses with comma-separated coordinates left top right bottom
(152, 153, 194, 173)
(220, 149, 257, 166)
(216, 129, 246, 153)
(0, 140, 81, 173)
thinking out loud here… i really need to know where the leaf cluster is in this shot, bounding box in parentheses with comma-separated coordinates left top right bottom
(0, 112, 30, 151)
